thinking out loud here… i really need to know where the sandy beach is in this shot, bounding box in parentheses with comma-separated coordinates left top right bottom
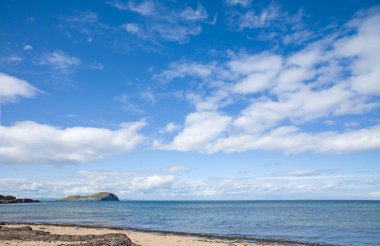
(0, 222, 303, 246)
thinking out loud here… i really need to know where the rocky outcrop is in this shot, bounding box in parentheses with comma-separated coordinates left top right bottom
(59, 192, 119, 201)
(0, 195, 40, 204)
(0, 225, 135, 246)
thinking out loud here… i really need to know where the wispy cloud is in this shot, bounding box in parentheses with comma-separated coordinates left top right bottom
(227, 1, 307, 45)
(90, 61, 104, 70)
(38, 50, 80, 70)
(237, 2, 281, 29)
(274, 169, 337, 177)
(115, 93, 146, 114)
(0, 55, 23, 64)
(63, 11, 109, 36)
(126, 0, 156, 16)
(225, 0, 251, 7)
(112, 0, 212, 43)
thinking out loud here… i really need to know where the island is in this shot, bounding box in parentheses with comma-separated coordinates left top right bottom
(59, 192, 119, 201)
(0, 195, 40, 204)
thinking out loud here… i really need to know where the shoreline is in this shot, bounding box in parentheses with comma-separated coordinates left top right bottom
(1, 221, 335, 246)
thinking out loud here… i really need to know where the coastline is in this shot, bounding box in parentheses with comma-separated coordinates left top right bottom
(1, 221, 335, 246)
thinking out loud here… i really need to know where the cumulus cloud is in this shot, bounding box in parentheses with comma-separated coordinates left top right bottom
(0, 120, 146, 165)
(155, 111, 232, 152)
(0, 73, 40, 104)
(154, 7, 380, 155)
(334, 7, 380, 95)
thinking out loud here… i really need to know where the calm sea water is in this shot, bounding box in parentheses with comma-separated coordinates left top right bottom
(1, 200, 379, 245)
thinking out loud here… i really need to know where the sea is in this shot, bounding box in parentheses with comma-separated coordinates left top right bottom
(1, 200, 379, 245)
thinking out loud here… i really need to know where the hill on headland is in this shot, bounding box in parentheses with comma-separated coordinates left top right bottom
(59, 192, 119, 201)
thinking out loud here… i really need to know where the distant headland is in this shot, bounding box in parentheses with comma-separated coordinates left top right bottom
(0, 195, 40, 204)
(59, 192, 119, 201)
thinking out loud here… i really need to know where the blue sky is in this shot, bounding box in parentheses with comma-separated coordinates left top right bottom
(1, 0, 380, 200)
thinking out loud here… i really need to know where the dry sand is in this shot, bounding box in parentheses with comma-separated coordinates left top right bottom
(0, 223, 290, 246)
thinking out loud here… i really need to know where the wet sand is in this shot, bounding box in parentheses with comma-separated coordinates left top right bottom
(0, 222, 331, 246)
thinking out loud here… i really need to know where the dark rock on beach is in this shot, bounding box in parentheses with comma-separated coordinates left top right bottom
(0, 225, 135, 246)
(0, 195, 40, 204)
(59, 192, 120, 201)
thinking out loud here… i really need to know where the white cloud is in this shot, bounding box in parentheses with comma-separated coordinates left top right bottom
(107, 0, 128, 11)
(115, 1, 211, 43)
(155, 111, 232, 152)
(210, 125, 380, 154)
(115, 94, 144, 114)
(90, 61, 104, 70)
(231, 53, 283, 94)
(1, 170, 379, 199)
(237, 3, 280, 29)
(228, 53, 283, 75)
(63, 11, 110, 39)
(152, 23, 202, 43)
(127, 0, 156, 16)
(180, 5, 208, 22)
(67, 11, 99, 24)
(155, 62, 215, 82)
(154, 7, 380, 155)
(130, 175, 174, 190)
(0, 73, 39, 104)
(161, 122, 180, 133)
(0, 120, 146, 165)
(39, 50, 80, 70)
(121, 23, 141, 34)
(166, 165, 190, 174)
(228, 1, 306, 44)
(0, 55, 23, 64)
(139, 90, 156, 104)
(225, 0, 251, 7)
(23, 44, 33, 51)
(334, 7, 380, 95)
(275, 169, 336, 177)
(283, 29, 314, 45)
(122, 23, 140, 34)
(370, 191, 380, 198)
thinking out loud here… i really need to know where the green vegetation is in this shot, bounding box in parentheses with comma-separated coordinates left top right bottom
(59, 192, 119, 201)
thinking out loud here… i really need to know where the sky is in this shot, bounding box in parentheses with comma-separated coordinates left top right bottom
(1, 0, 380, 200)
